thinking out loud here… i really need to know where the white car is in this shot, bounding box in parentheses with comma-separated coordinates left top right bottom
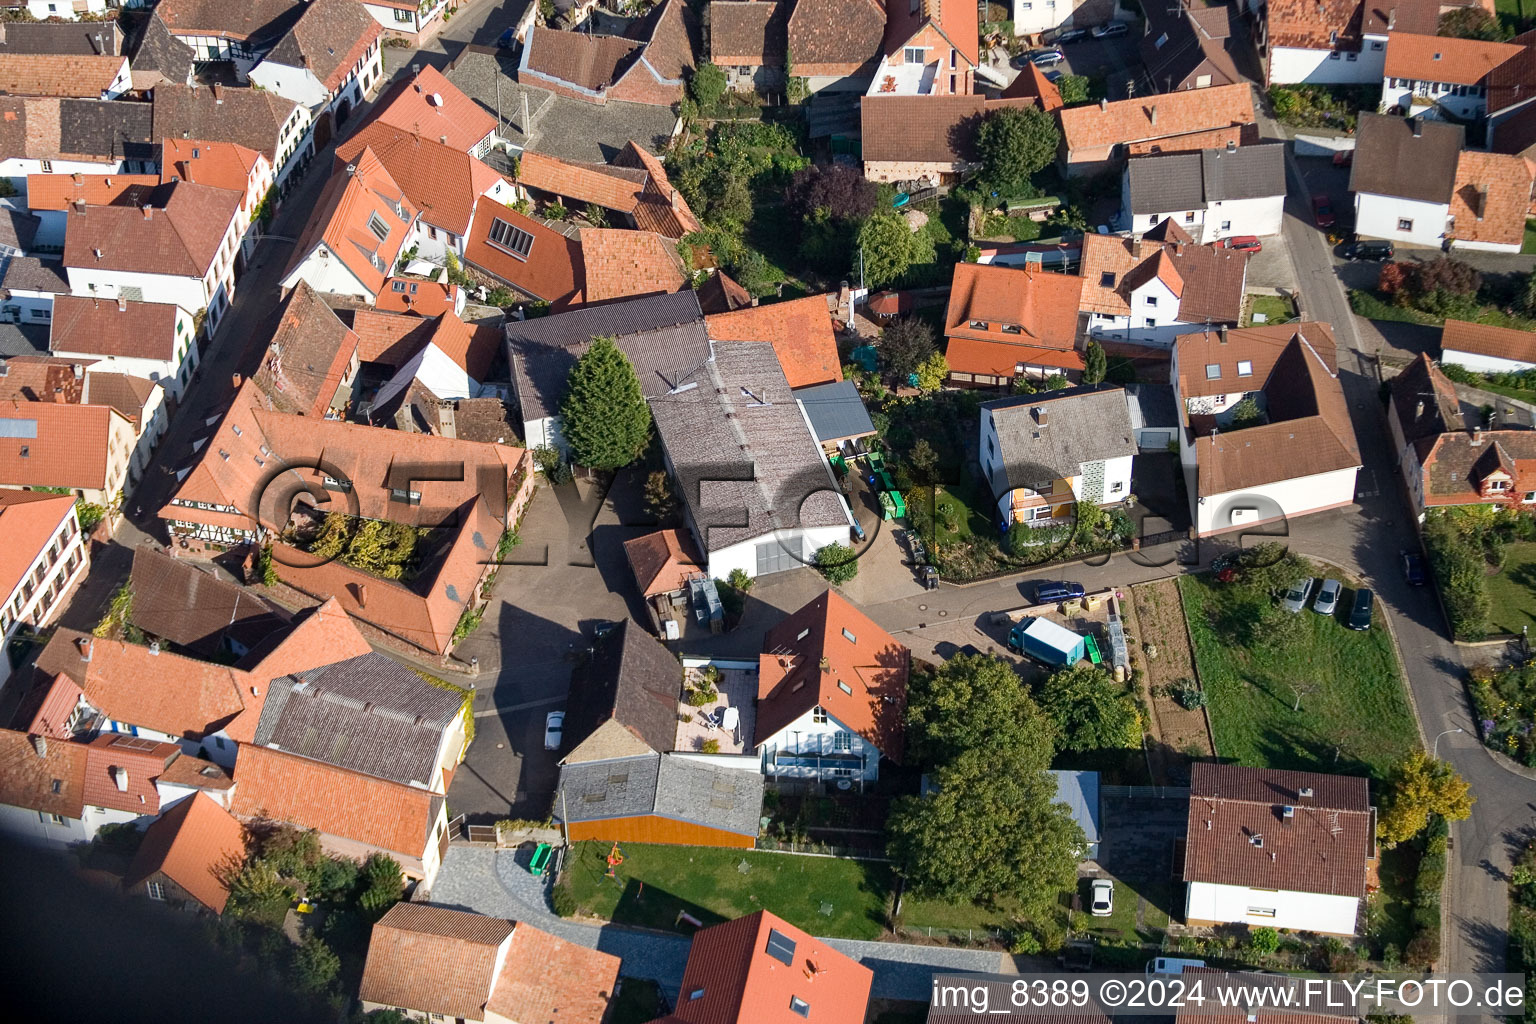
(1280, 577, 1314, 614)
(544, 711, 565, 750)
(1090, 878, 1114, 917)
(1313, 578, 1342, 616)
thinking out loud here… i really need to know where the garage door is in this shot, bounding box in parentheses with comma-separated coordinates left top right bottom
(756, 538, 801, 576)
(1140, 431, 1171, 451)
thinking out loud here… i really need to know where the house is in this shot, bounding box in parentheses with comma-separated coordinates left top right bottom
(0, 491, 86, 691)
(1, 257, 68, 325)
(1079, 224, 1250, 346)
(1486, 27, 1536, 157)
(0, 20, 122, 58)
(5, 0, 113, 20)
(979, 385, 1136, 529)
(1184, 762, 1375, 935)
(650, 339, 853, 579)
(1123, 142, 1286, 242)
(506, 289, 708, 452)
(245, 0, 383, 132)
(516, 0, 700, 108)
(0, 96, 157, 190)
(515, 145, 702, 239)
(24, 172, 160, 249)
(124, 11, 196, 92)
(860, 94, 996, 185)
(1056, 83, 1258, 176)
(153, 0, 304, 67)
(79, 731, 208, 828)
(375, 277, 462, 318)
(658, 909, 873, 1023)
(1440, 318, 1536, 374)
(81, 369, 169, 488)
(255, 279, 361, 419)
(559, 617, 684, 764)
(709, 0, 788, 94)
(122, 790, 246, 914)
(0, 53, 132, 100)
(755, 589, 909, 783)
(127, 545, 292, 661)
(1381, 31, 1522, 120)
(0, 399, 140, 506)
(1446, 150, 1536, 253)
(1172, 323, 1361, 537)
(1349, 113, 1463, 249)
(555, 751, 765, 848)
(160, 137, 276, 267)
(1013, 0, 1122, 40)
(366, 64, 497, 159)
(358, 903, 621, 1024)
(461, 203, 585, 310)
(704, 292, 842, 389)
(943, 261, 1086, 388)
(335, 123, 515, 267)
(783, 0, 885, 95)
(279, 146, 419, 303)
(48, 296, 199, 399)
(151, 83, 314, 186)
(869, 0, 978, 97)
(1000, 61, 1065, 110)
(1140, 0, 1251, 94)
(345, 305, 503, 406)
(62, 179, 246, 335)
(0, 203, 38, 259)
(355, 0, 455, 47)
(1261, 0, 1415, 86)
(1050, 769, 1102, 861)
(0, 728, 89, 850)
(580, 226, 690, 305)
(625, 528, 706, 632)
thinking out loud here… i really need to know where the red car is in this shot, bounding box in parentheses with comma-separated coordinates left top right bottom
(1217, 235, 1262, 253)
(1311, 194, 1336, 229)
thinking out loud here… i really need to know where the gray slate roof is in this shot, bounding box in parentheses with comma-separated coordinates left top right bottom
(984, 384, 1137, 496)
(1, 255, 69, 294)
(1127, 143, 1285, 215)
(254, 652, 463, 788)
(507, 290, 706, 422)
(128, 545, 292, 660)
(562, 618, 683, 758)
(127, 13, 195, 88)
(0, 321, 49, 358)
(0, 21, 121, 56)
(555, 752, 764, 836)
(1127, 152, 1204, 215)
(650, 339, 847, 553)
(1350, 113, 1463, 205)
(59, 98, 155, 163)
(796, 378, 875, 444)
(0, 205, 38, 255)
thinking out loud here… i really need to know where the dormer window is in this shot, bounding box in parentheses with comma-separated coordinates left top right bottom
(1000, 323, 1022, 334)
(969, 319, 987, 330)
(367, 212, 390, 242)
(1489, 479, 1510, 491)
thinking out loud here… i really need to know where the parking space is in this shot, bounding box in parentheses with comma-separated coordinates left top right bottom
(1081, 790, 1189, 941)
(1003, 25, 1143, 101)
(1243, 230, 1300, 295)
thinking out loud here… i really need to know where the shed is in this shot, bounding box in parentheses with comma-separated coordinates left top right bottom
(1019, 616, 1086, 666)
(1048, 769, 1102, 861)
(796, 379, 876, 450)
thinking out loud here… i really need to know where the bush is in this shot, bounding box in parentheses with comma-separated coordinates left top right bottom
(701, 739, 721, 754)
(1248, 926, 1280, 955)
(1172, 680, 1208, 710)
(551, 881, 577, 917)
(290, 934, 340, 993)
(356, 853, 403, 918)
(814, 542, 858, 584)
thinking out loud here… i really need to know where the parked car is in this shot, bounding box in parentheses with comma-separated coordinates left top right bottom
(1216, 235, 1262, 253)
(1347, 588, 1374, 631)
(1280, 577, 1314, 613)
(1035, 580, 1087, 602)
(1401, 551, 1427, 586)
(1314, 578, 1342, 616)
(1052, 27, 1090, 43)
(1092, 21, 1129, 37)
(1090, 878, 1115, 916)
(544, 711, 565, 750)
(1340, 239, 1394, 262)
(1332, 149, 1353, 168)
(1311, 194, 1336, 228)
(497, 27, 517, 47)
(1029, 48, 1066, 67)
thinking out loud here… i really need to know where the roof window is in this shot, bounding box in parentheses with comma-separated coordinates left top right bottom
(841, 628, 856, 643)
(1205, 364, 1222, 380)
(367, 212, 390, 242)
(1237, 360, 1253, 377)
(488, 218, 534, 260)
(1100, 272, 1115, 287)
(790, 996, 811, 1018)
(765, 928, 797, 966)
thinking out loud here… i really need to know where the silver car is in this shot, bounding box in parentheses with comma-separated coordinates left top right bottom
(1313, 579, 1342, 616)
(1280, 577, 1314, 613)
(1090, 878, 1114, 917)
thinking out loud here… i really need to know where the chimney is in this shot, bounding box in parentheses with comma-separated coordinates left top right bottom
(111, 766, 128, 792)
(30, 734, 46, 758)
(1226, 139, 1236, 153)
(1100, 97, 1108, 111)
(141, 206, 153, 221)
(148, 640, 160, 656)
(1416, 399, 1425, 419)
(1219, 325, 1228, 344)
(71, 172, 82, 185)
(1412, 116, 1423, 137)
(1473, 426, 1484, 445)
(440, 135, 448, 145)
(232, 372, 242, 389)
(1298, 787, 1314, 799)
(1388, 8, 1396, 30)
(357, 583, 368, 608)
(116, 296, 126, 312)
(211, 83, 223, 104)
(1032, 405, 1048, 427)
(72, 198, 85, 215)
(75, 636, 93, 662)
(1477, 185, 1489, 221)
(1150, 105, 1158, 126)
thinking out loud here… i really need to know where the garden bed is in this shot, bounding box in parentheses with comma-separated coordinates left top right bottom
(1130, 580, 1214, 784)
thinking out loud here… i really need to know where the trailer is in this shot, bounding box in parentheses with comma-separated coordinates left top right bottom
(1008, 616, 1086, 667)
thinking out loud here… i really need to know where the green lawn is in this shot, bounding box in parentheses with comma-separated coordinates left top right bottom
(1244, 293, 1296, 327)
(1350, 289, 1536, 331)
(1523, 218, 1536, 255)
(559, 841, 892, 939)
(1178, 574, 1419, 781)
(1484, 541, 1536, 635)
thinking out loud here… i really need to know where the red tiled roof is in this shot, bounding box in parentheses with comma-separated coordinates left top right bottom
(0, 53, 125, 98)
(945, 262, 1084, 354)
(1266, 0, 1363, 51)
(756, 589, 909, 762)
(155, 0, 300, 41)
(1001, 62, 1064, 110)
(24, 171, 157, 211)
(24, 672, 84, 740)
(945, 336, 1085, 376)
(1441, 318, 1536, 364)
(254, 279, 360, 417)
(155, 752, 235, 792)
(613, 140, 703, 238)
(376, 278, 459, 317)
(1059, 83, 1256, 152)
(710, 0, 787, 66)
(1448, 150, 1535, 248)
(368, 64, 496, 154)
(523, 25, 642, 92)
(360, 903, 513, 1020)
(786, 0, 885, 75)
(624, 528, 703, 598)
(123, 791, 246, 912)
(518, 150, 648, 218)
(0, 490, 74, 607)
(0, 401, 129, 490)
(696, 268, 752, 313)
(265, 0, 380, 95)
(282, 146, 417, 298)
(462, 204, 584, 308)
(81, 731, 181, 815)
(882, 0, 979, 68)
(0, 355, 90, 404)
(1384, 31, 1521, 85)
(49, 295, 182, 362)
(579, 227, 688, 305)
(160, 136, 264, 194)
(63, 179, 242, 279)
(1079, 233, 1248, 323)
(227, 597, 372, 744)
(0, 727, 87, 819)
(336, 122, 507, 236)
(705, 294, 842, 389)
(486, 922, 622, 1023)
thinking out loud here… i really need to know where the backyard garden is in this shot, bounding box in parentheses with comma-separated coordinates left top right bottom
(1421, 505, 1536, 640)
(1350, 256, 1536, 331)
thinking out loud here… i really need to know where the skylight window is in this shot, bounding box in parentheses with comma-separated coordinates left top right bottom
(367, 212, 390, 242)
(790, 996, 811, 1017)
(1100, 272, 1115, 287)
(488, 217, 534, 260)
(1237, 360, 1253, 377)
(765, 928, 797, 966)
(1205, 364, 1222, 380)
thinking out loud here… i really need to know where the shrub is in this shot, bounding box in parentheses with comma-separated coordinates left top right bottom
(551, 881, 577, 917)
(357, 853, 403, 918)
(1172, 680, 1208, 710)
(726, 567, 753, 593)
(290, 934, 340, 993)
(545, 203, 568, 220)
(814, 542, 858, 584)
(1248, 926, 1280, 955)
(701, 739, 721, 754)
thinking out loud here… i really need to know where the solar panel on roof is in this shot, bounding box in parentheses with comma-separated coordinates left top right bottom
(765, 927, 796, 966)
(109, 735, 160, 752)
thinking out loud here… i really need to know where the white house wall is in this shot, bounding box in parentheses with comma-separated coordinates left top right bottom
(1196, 465, 1359, 536)
(1440, 349, 1536, 374)
(1269, 44, 1385, 85)
(1451, 237, 1522, 255)
(1200, 195, 1284, 242)
(1354, 193, 1448, 248)
(705, 522, 850, 581)
(249, 63, 331, 112)
(1186, 879, 1360, 934)
(19, 0, 110, 19)
(0, 802, 90, 850)
(2, 157, 135, 194)
(757, 706, 881, 782)
(281, 245, 376, 301)
(0, 505, 85, 691)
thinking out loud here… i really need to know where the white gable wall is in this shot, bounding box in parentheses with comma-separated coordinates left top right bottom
(1269, 43, 1385, 85)
(1354, 192, 1448, 248)
(757, 705, 881, 782)
(1186, 879, 1359, 934)
(1195, 465, 1359, 536)
(1440, 348, 1536, 374)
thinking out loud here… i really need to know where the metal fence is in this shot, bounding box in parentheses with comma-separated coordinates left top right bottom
(754, 838, 892, 862)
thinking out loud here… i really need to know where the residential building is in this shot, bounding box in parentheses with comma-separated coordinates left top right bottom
(374, 277, 462, 317)
(0, 491, 86, 691)
(861, 94, 1007, 184)
(127, 545, 292, 661)
(246, 0, 383, 130)
(1349, 113, 1463, 249)
(0, 728, 89, 850)
(507, 289, 709, 452)
(943, 260, 1086, 388)
(62, 179, 246, 335)
(257, 279, 361, 419)
(1184, 763, 1375, 935)
(649, 339, 855, 579)
(356, 0, 454, 46)
(0, 11, 118, 42)
(122, 790, 246, 914)
(704, 292, 842, 389)
(756, 589, 909, 783)
(357, 903, 621, 1023)
(279, 146, 418, 303)
(515, 144, 702, 239)
(125, 11, 196, 92)
(1172, 323, 1361, 536)
(1486, 28, 1536, 157)
(869, 0, 978, 97)
(1123, 142, 1286, 242)
(559, 618, 683, 763)
(154, 0, 303, 69)
(625, 528, 706, 633)
(461, 203, 585, 310)
(1013, 0, 1121, 40)
(1078, 222, 1250, 346)
(367, 64, 497, 158)
(48, 296, 199, 399)
(0, 53, 131, 100)
(1381, 31, 1522, 120)
(579, 225, 689, 305)
(151, 83, 314, 187)
(1140, 0, 1250, 94)
(555, 752, 765, 848)
(0, 96, 157, 188)
(0, 257, 68, 323)
(1056, 83, 1258, 175)
(1446, 150, 1536, 253)
(709, 0, 788, 93)
(0, 398, 139, 506)
(516, 0, 699, 108)
(81, 369, 169, 489)
(160, 137, 275, 266)
(660, 909, 873, 1023)
(1261, 0, 1415, 86)
(1440, 318, 1536, 374)
(1000, 61, 1065, 110)
(786, 0, 885, 94)
(24, 171, 160, 249)
(979, 385, 1137, 530)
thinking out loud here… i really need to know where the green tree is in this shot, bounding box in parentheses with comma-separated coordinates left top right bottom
(1227, 397, 1266, 430)
(974, 106, 1060, 198)
(308, 511, 351, 561)
(857, 210, 935, 289)
(726, 567, 754, 593)
(813, 542, 858, 584)
(907, 438, 939, 484)
(913, 350, 949, 392)
(560, 336, 652, 470)
(357, 853, 403, 917)
(290, 934, 340, 994)
(225, 860, 294, 927)
(644, 469, 676, 524)
(905, 653, 1056, 766)
(1249, 926, 1281, 955)
(1082, 340, 1107, 384)
(878, 315, 937, 378)
(887, 742, 1084, 909)
(1036, 664, 1140, 753)
(1378, 751, 1475, 845)
(1439, 7, 1509, 40)
(1056, 74, 1091, 106)
(688, 62, 728, 107)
